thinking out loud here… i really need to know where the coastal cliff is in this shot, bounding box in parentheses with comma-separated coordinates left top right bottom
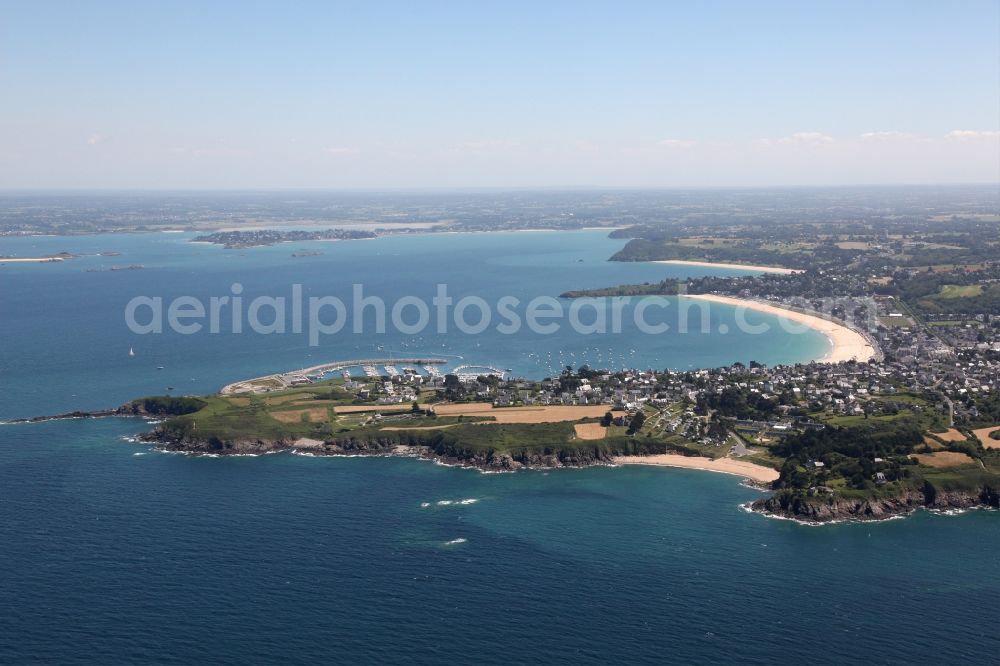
(142, 427, 676, 472)
(147, 425, 999, 521)
(750, 484, 1000, 522)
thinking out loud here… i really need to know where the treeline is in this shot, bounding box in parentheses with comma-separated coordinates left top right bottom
(889, 269, 1000, 316)
(608, 238, 862, 271)
(561, 271, 872, 302)
(959, 390, 1000, 428)
(559, 279, 681, 298)
(609, 239, 811, 268)
(129, 396, 207, 416)
(695, 386, 782, 420)
(771, 421, 924, 490)
(891, 245, 1000, 268)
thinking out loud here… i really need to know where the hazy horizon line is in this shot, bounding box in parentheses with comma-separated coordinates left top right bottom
(1, 182, 998, 196)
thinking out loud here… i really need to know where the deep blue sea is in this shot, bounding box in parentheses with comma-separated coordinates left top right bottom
(1, 231, 998, 664)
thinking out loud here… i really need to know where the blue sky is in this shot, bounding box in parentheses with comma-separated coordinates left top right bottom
(2, 0, 998, 188)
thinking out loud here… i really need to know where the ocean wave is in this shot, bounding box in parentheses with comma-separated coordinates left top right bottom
(928, 506, 997, 517)
(429, 458, 512, 474)
(431, 498, 480, 507)
(443, 538, 467, 545)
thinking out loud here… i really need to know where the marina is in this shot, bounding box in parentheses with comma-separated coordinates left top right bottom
(220, 357, 450, 395)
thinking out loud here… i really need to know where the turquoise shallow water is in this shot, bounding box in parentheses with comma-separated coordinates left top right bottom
(1, 231, 997, 664)
(0, 230, 827, 420)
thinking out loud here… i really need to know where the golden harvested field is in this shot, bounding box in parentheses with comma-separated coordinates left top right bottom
(428, 403, 498, 415)
(912, 452, 978, 468)
(574, 423, 608, 440)
(271, 407, 330, 423)
(334, 404, 417, 414)
(836, 241, 870, 250)
(931, 428, 968, 442)
(431, 404, 623, 424)
(972, 426, 1000, 450)
(922, 436, 944, 450)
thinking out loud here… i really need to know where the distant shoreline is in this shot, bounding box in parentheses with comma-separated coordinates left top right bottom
(654, 259, 802, 274)
(683, 294, 877, 364)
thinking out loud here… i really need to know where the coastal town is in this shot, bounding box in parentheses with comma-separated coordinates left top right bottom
(6, 189, 1000, 523)
(118, 268, 999, 522)
(113, 205, 1000, 523)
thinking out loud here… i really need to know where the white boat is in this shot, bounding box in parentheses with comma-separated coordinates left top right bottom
(129, 347, 135, 357)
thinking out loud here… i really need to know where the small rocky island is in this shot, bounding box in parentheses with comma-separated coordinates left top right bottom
(193, 228, 376, 248)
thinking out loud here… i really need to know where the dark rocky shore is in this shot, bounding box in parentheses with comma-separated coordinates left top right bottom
(750, 485, 1000, 523)
(11, 406, 999, 524)
(4, 402, 168, 424)
(142, 428, 637, 472)
(142, 428, 1000, 522)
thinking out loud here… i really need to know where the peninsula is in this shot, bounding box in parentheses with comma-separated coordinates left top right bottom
(10, 190, 1000, 525)
(29, 348, 988, 525)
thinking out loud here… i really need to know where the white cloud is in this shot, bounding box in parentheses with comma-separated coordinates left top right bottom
(657, 138, 696, 149)
(777, 131, 835, 145)
(860, 130, 914, 141)
(946, 129, 1000, 141)
(323, 146, 360, 155)
(86, 132, 110, 146)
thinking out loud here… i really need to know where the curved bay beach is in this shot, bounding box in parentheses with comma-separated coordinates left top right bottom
(682, 293, 877, 364)
(654, 259, 803, 274)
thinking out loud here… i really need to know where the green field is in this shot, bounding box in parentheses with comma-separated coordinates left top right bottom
(934, 284, 984, 299)
(137, 384, 705, 461)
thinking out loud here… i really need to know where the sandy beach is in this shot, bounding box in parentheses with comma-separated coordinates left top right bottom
(683, 294, 876, 363)
(613, 454, 779, 483)
(654, 259, 802, 274)
(0, 256, 66, 263)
